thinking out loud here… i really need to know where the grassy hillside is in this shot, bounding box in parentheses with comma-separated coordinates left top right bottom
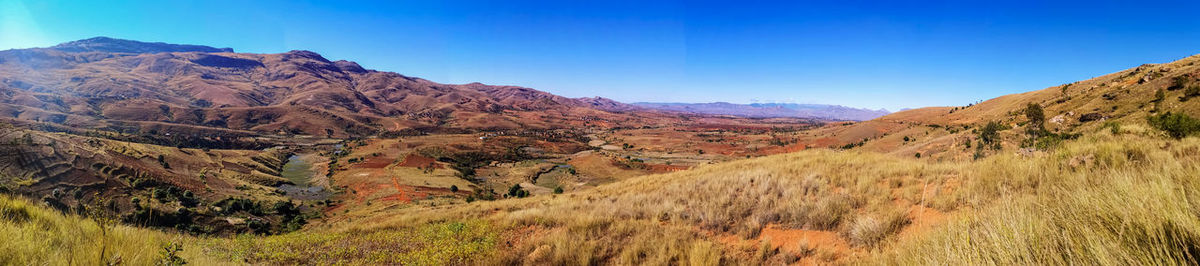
(205, 121, 1200, 264)
(0, 193, 229, 265)
(807, 54, 1200, 161)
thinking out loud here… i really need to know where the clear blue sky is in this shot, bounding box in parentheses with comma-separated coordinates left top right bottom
(4, 0, 1200, 111)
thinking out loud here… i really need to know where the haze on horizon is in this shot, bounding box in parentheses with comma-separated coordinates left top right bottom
(4, 0, 1200, 111)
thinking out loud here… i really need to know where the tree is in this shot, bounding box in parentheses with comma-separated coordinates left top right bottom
(1024, 103, 1046, 137)
(157, 154, 170, 169)
(979, 121, 1006, 150)
(1154, 88, 1167, 112)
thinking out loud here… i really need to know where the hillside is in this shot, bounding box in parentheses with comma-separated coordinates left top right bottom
(0, 37, 664, 139)
(634, 102, 890, 121)
(788, 55, 1200, 161)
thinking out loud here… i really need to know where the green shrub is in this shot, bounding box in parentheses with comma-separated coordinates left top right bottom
(1183, 86, 1200, 101)
(1168, 75, 1189, 91)
(979, 121, 1008, 150)
(1147, 112, 1200, 139)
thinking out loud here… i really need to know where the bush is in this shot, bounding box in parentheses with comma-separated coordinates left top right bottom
(978, 121, 1008, 150)
(1183, 86, 1200, 101)
(1147, 112, 1200, 139)
(507, 184, 529, 198)
(1168, 75, 1189, 91)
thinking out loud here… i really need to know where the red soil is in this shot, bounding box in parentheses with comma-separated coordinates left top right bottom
(396, 153, 442, 168)
(383, 177, 463, 203)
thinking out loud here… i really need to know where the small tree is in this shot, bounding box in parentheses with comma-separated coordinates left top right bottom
(979, 121, 1005, 149)
(1154, 88, 1166, 112)
(1024, 103, 1046, 137)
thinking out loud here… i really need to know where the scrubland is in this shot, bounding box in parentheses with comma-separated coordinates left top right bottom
(4, 122, 1200, 265)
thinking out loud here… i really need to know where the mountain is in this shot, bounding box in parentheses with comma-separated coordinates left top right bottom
(632, 102, 890, 121)
(49, 36, 235, 54)
(0, 37, 672, 140)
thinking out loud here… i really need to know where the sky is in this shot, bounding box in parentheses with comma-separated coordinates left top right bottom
(3, 0, 1200, 111)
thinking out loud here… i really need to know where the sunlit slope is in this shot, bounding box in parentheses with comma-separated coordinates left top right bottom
(217, 123, 1198, 264)
(0, 194, 230, 265)
(810, 54, 1200, 160)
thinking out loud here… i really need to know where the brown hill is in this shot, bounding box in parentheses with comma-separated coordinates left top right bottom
(0, 37, 673, 139)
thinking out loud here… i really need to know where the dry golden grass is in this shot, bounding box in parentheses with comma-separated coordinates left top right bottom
(877, 131, 1200, 265)
(0, 194, 226, 265)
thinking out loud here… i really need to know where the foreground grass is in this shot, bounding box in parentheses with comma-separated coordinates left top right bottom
(0, 194, 224, 265)
(202, 220, 498, 264)
(880, 132, 1200, 264)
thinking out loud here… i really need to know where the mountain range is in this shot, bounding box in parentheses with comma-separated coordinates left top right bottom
(0, 37, 663, 140)
(633, 102, 890, 121)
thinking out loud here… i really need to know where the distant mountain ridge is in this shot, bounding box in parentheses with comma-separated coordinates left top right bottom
(633, 102, 890, 121)
(0, 37, 674, 138)
(49, 36, 234, 54)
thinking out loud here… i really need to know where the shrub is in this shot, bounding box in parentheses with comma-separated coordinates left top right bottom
(1168, 75, 1189, 91)
(157, 242, 187, 265)
(152, 188, 169, 203)
(979, 121, 1008, 150)
(1183, 86, 1200, 101)
(157, 154, 170, 169)
(507, 184, 529, 198)
(553, 186, 564, 194)
(1147, 112, 1200, 139)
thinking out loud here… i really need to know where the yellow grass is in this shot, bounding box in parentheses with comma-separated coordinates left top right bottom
(0, 194, 224, 265)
